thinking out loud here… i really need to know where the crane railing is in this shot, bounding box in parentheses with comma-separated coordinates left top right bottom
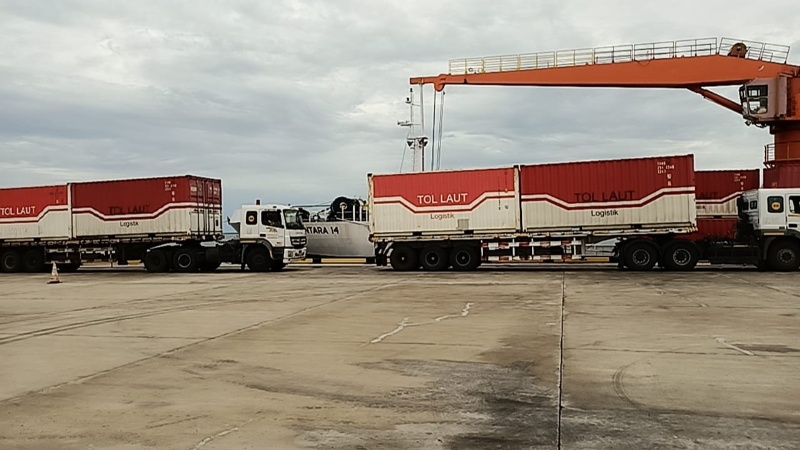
(448, 37, 791, 76)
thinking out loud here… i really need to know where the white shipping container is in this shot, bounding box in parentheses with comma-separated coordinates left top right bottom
(369, 168, 520, 236)
(0, 185, 71, 242)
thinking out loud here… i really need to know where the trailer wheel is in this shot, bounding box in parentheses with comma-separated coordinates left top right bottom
(622, 241, 658, 271)
(0, 250, 21, 273)
(22, 249, 46, 273)
(450, 245, 480, 271)
(767, 240, 800, 272)
(173, 249, 200, 273)
(143, 249, 170, 273)
(661, 241, 699, 271)
(389, 245, 419, 271)
(246, 247, 271, 272)
(419, 246, 449, 271)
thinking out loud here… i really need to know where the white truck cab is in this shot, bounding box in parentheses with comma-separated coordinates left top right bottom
(228, 202, 307, 270)
(741, 188, 800, 233)
(739, 188, 800, 271)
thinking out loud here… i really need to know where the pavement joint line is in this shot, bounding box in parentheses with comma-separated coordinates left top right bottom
(557, 271, 566, 450)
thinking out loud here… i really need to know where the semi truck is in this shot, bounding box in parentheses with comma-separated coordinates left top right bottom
(0, 175, 307, 274)
(368, 154, 800, 272)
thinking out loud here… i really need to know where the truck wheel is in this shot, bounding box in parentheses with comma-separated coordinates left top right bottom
(389, 246, 419, 271)
(173, 249, 200, 273)
(22, 249, 46, 273)
(0, 250, 21, 273)
(246, 248, 272, 272)
(143, 249, 170, 273)
(450, 245, 480, 271)
(661, 241, 699, 271)
(419, 246, 449, 271)
(623, 241, 657, 271)
(767, 241, 800, 272)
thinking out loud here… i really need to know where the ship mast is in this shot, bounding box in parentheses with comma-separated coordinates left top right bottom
(398, 88, 429, 172)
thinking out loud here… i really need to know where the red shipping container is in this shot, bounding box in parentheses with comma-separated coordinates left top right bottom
(695, 169, 759, 218)
(682, 218, 739, 243)
(369, 167, 519, 235)
(763, 164, 800, 189)
(0, 185, 70, 241)
(519, 155, 696, 231)
(70, 175, 223, 239)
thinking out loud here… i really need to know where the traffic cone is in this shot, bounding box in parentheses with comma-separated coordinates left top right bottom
(48, 262, 61, 284)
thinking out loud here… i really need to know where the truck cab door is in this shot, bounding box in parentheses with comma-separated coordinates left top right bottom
(260, 210, 284, 245)
(241, 210, 259, 239)
(786, 195, 800, 233)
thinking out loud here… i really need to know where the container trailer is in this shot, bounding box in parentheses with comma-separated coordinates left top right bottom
(0, 175, 307, 274)
(368, 155, 800, 272)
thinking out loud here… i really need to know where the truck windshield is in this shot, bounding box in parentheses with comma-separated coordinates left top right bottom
(283, 209, 305, 230)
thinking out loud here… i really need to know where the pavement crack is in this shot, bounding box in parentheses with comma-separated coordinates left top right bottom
(192, 417, 257, 450)
(715, 337, 756, 356)
(367, 303, 474, 345)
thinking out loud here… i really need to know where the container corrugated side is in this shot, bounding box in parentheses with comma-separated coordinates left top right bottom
(695, 169, 759, 218)
(519, 155, 696, 231)
(70, 175, 223, 239)
(369, 167, 519, 236)
(763, 164, 800, 189)
(680, 218, 738, 243)
(0, 185, 70, 241)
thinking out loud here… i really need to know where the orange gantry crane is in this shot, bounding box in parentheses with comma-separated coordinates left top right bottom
(410, 37, 800, 178)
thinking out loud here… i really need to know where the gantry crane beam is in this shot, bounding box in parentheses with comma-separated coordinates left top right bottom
(409, 38, 800, 166)
(411, 55, 799, 91)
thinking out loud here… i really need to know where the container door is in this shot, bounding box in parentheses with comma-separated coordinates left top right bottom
(194, 178, 204, 235)
(199, 179, 208, 235)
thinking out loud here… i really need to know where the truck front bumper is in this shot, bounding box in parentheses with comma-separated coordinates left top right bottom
(283, 247, 307, 263)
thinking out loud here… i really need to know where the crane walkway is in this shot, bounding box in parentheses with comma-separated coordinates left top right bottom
(448, 37, 791, 76)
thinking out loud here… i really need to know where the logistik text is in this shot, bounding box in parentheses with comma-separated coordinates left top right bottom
(0, 206, 37, 217)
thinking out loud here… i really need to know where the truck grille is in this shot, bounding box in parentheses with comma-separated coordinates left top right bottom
(291, 236, 307, 248)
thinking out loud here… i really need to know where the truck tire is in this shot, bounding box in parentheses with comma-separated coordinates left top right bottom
(767, 240, 800, 272)
(271, 260, 287, 271)
(661, 241, 699, 271)
(419, 245, 449, 271)
(143, 249, 170, 273)
(1, 250, 21, 273)
(389, 245, 419, 271)
(173, 248, 200, 273)
(450, 245, 480, 271)
(622, 241, 658, 271)
(22, 249, 46, 273)
(246, 247, 271, 272)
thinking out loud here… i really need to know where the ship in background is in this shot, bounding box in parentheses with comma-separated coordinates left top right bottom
(298, 89, 433, 263)
(298, 196, 375, 263)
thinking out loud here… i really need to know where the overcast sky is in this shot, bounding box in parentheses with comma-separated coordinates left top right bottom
(1, 0, 799, 223)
